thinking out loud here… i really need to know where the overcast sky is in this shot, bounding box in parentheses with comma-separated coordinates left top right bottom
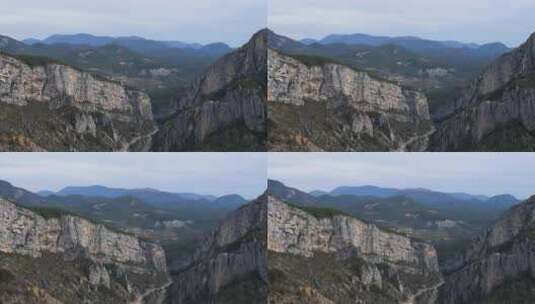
(269, 153, 535, 199)
(269, 0, 535, 47)
(0, 0, 266, 46)
(0, 153, 267, 199)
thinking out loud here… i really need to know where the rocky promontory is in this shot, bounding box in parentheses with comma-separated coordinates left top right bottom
(431, 32, 535, 151)
(0, 52, 156, 151)
(439, 195, 535, 303)
(167, 195, 267, 304)
(0, 198, 168, 303)
(267, 48, 434, 151)
(267, 195, 443, 304)
(152, 30, 267, 152)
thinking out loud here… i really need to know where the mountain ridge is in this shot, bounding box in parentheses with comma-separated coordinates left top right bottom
(22, 33, 231, 51)
(300, 32, 510, 51)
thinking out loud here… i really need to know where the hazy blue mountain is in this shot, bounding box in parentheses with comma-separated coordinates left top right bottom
(268, 180, 520, 263)
(300, 38, 318, 45)
(486, 194, 520, 207)
(162, 41, 202, 49)
(0, 180, 44, 206)
(330, 185, 400, 198)
(450, 192, 489, 201)
(28, 33, 231, 52)
(317, 184, 517, 208)
(318, 33, 395, 46)
(36, 190, 55, 197)
(267, 179, 317, 204)
(56, 185, 131, 198)
(213, 194, 248, 207)
(0, 35, 30, 53)
(268, 179, 519, 210)
(309, 190, 328, 197)
(21, 38, 41, 45)
(314, 33, 509, 53)
(1, 179, 249, 232)
(267, 29, 305, 50)
(51, 185, 218, 203)
(42, 33, 115, 46)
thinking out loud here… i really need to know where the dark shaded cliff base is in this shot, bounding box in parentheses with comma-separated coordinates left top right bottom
(268, 101, 434, 152)
(0, 198, 169, 304)
(196, 122, 266, 152)
(269, 251, 429, 304)
(0, 101, 155, 152)
(0, 252, 168, 304)
(156, 119, 266, 152)
(0, 252, 123, 304)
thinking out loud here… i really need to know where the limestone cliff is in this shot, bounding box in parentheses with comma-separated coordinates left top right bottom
(168, 195, 267, 304)
(0, 52, 156, 151)
(431, 32, 535, 151)
(0, 198, 168, 303)
(439, 196, 535, 303)
(267, 49, 434, 151)
(152, 30, 267, 152)
(267, 196, 443, 304)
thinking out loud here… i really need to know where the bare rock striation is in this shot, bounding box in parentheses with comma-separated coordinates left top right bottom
(0, 52, 156, 151)
(439, 195, 535, 303)
(153, 30, 267, 152)
(168, 195, 267, 304)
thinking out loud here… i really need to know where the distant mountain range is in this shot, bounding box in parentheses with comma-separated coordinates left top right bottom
(0, 179, 247, 215)
(267, 179, 522, 262)
(38, 184, 251, 206)
(39, 185, 219, 201)
(266, 30, 512, 126)
(22, 33, 228, 51)
(0, 179, 251, 238)
(0, 32, 234, 120)
(307, 183, 519, 207)
(300, 33, 510, 54)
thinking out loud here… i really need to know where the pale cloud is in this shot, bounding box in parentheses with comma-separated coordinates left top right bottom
(268, 153, 535, 199)
(0, 153, 267, 199)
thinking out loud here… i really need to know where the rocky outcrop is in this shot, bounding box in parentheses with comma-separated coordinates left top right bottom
(267, 48, 434, 151)
(152, 30, 267, 152)
(267, 196, 443, 304)
(168, 195, 267, 304)
(0, 52, 156, 151)
(268, 196, 438, 269)
(439, 195, 535, 303)
(0, 198, 168, 302)
(431, 32, 535, 151)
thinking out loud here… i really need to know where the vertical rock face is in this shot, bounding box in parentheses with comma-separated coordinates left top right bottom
(153, 30, 267, 152)
(267, 196, 443, 304)
(0, 52, 156, 151)
(0, 198, 168, 303)
(439, 195, 535, 303)
(431, 32, 535, 151)
(168, 195, 267, 304)
(267, 49, 434, 151)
